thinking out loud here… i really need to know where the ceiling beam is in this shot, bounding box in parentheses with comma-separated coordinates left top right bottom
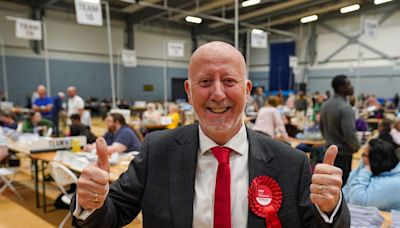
(260, 0, 361, 28)
(170, 0, 233, 21)
(122, 0, 162, 13)
(209, 0, 309, 29)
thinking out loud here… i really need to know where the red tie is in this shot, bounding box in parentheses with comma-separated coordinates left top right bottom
(211, 146, 232, 228)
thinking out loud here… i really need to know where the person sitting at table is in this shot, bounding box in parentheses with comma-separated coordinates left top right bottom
(142, 102, 161, 124)
(83, 113, 141, 153)
(391, 118, 400, 146)
(343, 138, 400, 211)
(69, 114, 97, 144)
(0, 112, 17, 129)
(253, 96, 288, 140)
(378, 118, 399, 149)
(22, 111, 53, 136)
(166, 103, 180, 129)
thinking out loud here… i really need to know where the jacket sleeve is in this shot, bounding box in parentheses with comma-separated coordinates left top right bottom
(297, 156, 351, 227)
(341, 107, 360, 153)
(71, 135, 149, 228)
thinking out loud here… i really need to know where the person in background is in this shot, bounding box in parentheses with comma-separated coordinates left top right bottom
(166, 104, 180, 129)
(142, 102, 161, 124)
(391, 118, 400, 146)
(377, 118, 399, 148)
(70, 114, 97, 144)
(0, 129, 8, 162)
(72, 41, 349, 227)
(52, 92, 65, 136)
(252, 86, 265, 112)
(320, 75, 360, 184)
(285, 92, 296, 109)
(83, 113, 140, 153)
(32, 85, 53, 120)
(0, 112, 17, 129)
(294, 91, 308, 116)
(343, 138, 400, 211)
(67, 86, 85, 120)
(325, 90, 331, 100)
(22, 111, 53, 136)
(253, 96, 288, 140)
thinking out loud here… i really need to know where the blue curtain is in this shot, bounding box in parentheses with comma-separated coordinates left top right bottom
(269, 41, 295, 92)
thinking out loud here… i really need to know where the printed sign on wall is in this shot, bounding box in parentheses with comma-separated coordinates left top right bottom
(74, 0, 103, 26)
(15, 18, 42, 40)
(251, 30, 268, 49)
(167, 42, 184, 57)
(122, 49, 137, 67)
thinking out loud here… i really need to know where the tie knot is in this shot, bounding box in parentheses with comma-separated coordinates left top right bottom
(210, 146, 231, 164)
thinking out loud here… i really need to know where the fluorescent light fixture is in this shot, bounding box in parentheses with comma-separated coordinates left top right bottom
(374, 0, 393, 5)
(300, 15, 318, 24)
(340, 4, 360, 13)
(185, 16, 202, 24)
(251, 29, 264, 34)
(81, 0, 100, 3)
(242, 0, 261, 7)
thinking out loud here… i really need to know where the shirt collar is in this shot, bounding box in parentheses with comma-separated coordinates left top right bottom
(199, 123, 247, 155)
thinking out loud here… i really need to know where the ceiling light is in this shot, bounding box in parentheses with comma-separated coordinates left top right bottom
(374, 0, 393, 5)
(340, 4, 360, 13)
(242, 0, 261, 7)
(251, 29, 264, 34)
(300, 15, 318, 24)
(185, 16, 202, 24)
(80, 0, 100, 3)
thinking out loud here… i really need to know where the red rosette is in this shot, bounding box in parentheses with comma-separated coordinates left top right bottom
(248, 176, 283, 228)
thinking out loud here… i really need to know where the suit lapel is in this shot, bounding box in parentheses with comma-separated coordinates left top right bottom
(168, 124, 199, 228)
(246, 129, 281, 228)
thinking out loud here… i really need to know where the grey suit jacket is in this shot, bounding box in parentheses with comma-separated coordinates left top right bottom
(71, 124, 350, 227)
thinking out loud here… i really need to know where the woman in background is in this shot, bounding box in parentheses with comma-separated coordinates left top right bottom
(22, 111, 53, 136)
(253, 96, 288, 140)
(343, 138, 400, 211)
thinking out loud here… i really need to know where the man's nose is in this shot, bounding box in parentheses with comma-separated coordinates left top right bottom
(210, 81, 226, 102)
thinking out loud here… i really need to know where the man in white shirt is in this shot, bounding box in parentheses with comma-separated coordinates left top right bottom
(71, 41, 349, 227)
(67, 86, 84, 118)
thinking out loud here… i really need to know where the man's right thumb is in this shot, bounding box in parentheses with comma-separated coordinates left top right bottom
(96, 137, 110, 173)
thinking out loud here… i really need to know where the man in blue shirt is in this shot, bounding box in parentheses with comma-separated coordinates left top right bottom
(84, 113, 141, 153)
(33, 85, 53, 120)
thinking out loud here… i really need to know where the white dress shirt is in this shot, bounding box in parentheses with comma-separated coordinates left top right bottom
(67, 95, 84, 117)
(193, 124, 249, 228)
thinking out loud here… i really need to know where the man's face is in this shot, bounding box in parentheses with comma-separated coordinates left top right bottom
(32, 112, 42, 124)
(185, 43, 251, 136)
(67, 88, 76, 98)
(38, 87, 46, 98)
(344, 78, 354, 96)
(105, 116, 117, 133)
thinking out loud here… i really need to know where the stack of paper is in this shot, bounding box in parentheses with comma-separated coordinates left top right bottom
(392, 210, 400, 227)
(348, 204, 384, 228)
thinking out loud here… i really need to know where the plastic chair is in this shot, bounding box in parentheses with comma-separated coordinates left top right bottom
(0, 167, 23, 200)
(49, 162, 78, 228)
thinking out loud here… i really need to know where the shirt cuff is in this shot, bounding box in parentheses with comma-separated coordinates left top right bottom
(315, 191, 343, 224)
(73, 194, 96, 220)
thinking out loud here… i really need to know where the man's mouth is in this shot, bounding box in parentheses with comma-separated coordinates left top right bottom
(208, 107, 230, 113)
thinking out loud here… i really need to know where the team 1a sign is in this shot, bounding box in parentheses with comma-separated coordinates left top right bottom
(74, 0, 103, 26)
(167, 42, 184, 57)
(15, 18, 42, 40)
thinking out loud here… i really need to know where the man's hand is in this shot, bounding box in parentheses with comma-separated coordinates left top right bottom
(77, 137, 110, 210)
(310, 145, 343, 214)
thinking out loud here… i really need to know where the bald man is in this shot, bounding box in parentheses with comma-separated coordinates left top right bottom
(71, 42, 349, 227)
(32, 85, 53, 120)
(67, 86, 85, 118)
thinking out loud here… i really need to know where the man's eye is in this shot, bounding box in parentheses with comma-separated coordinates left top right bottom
(223, 79, 236, 86)
(199, 79, 212, 87)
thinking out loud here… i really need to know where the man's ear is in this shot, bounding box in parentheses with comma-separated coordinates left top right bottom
(246, 79, 252, 96)
(184, 80, 192, 104)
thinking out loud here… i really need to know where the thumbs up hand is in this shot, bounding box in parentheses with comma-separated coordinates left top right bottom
(310, 145, 343, 214)
(77, 138, 111, 210)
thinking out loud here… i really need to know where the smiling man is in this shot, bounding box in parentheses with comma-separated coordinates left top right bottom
(72, 41, 350, 228)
